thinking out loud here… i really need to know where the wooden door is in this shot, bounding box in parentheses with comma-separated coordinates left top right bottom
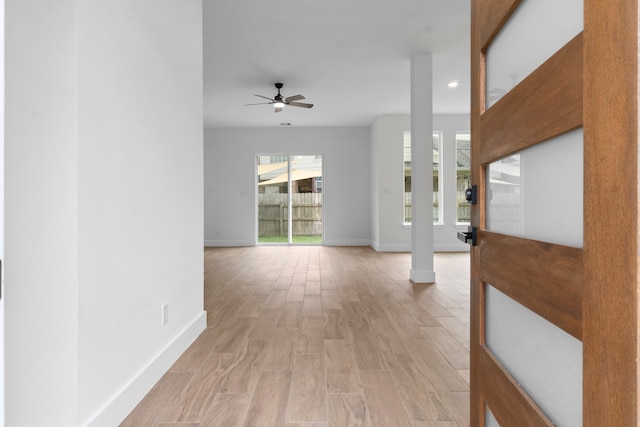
(470, 0, 638, 425)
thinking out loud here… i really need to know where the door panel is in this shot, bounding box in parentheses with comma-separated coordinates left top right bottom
(485, 0, 583, 108)
(477, 344, 553, 426)
(479, 232, 583, 340)
(471, 1, 586, 425)
(473, 0, 639, 425)
(486, 285, 582, 427)
(486, 129, 583, 247)
(480, 34, 583, 166)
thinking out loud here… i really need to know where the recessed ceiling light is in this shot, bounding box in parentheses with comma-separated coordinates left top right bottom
(447, 81, 459, 88)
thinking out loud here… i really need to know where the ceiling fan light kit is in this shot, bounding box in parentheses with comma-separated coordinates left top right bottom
(244, 82, 314, 113)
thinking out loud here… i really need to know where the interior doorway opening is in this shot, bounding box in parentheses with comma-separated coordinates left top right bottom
(257, 154, 323, 244)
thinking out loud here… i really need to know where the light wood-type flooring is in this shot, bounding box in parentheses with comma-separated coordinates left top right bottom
(121, 246, 471, 427)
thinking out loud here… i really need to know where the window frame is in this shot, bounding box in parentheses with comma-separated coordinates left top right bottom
(455, 131, 471, 225)
(403, 130, 443, 225)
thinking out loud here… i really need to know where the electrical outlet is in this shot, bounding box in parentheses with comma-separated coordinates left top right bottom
(161, 304, 169, 325)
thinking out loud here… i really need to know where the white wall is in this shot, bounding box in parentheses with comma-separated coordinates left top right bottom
(207, 115, 469, 252)
(204, 127, 371, 247)
(6, 1, 80, 424)
(370, 114, 470, 252)
(0, 0, 5, 423)
(371, 115, 412, 251)
(77, 2, 205, 425)
(5, 1, 205, 425)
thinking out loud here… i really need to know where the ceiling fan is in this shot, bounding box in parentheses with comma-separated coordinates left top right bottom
(245, 83, 314, 113)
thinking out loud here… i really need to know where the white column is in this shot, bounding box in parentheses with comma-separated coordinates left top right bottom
(410, 52, 436, 283)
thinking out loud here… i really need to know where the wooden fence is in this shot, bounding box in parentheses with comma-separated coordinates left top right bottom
(404, 192, 472, 223)
(258, 193, 322, 236)
(260, 191, 472, 235)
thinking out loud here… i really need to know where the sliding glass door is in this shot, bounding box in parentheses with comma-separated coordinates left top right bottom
(257, 154, 323, 244)
(257, 155, 289, 243)
(290, 155, 322, 243)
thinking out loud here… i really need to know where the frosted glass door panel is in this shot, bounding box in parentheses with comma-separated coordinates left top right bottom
(486, 128, 583, 247)
(486, 0, 583, 108)
(486, 285, 582, 427)
(486, 153, 521, 237)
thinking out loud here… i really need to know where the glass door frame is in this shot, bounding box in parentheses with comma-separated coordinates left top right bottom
(256, 153, 324, 245)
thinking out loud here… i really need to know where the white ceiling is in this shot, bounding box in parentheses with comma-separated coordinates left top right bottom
(203, 0, 471, 128)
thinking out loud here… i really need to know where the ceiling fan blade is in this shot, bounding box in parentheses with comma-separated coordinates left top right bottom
(274, 106, 283, 113)
(285, 95, 305, 102)
(288, 101, 313, 109)
(254, 94, 274, 101)
(244, 102, 273, 106)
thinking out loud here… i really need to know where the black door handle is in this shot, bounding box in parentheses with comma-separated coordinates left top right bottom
(457, 226, 477, 246)
(465, 185, 477, 204)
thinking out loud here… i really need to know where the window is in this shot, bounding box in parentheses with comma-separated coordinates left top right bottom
(404, 132, 411, 223)
(403, 131, 442, 224)
(456, 132, 471, 223)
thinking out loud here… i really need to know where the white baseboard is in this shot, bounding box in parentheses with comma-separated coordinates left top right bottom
(84, 311, 207, 427)
(204, 240, 468, 252)
(205, 239, 375, 248)
(372, 243, 469, 253)
(323, 239, 372, 247)
(434, 243, 470, 252)
(372, 243, 411, 252)
(204, 239, 255, 247)
(410, 268, 436, 283)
